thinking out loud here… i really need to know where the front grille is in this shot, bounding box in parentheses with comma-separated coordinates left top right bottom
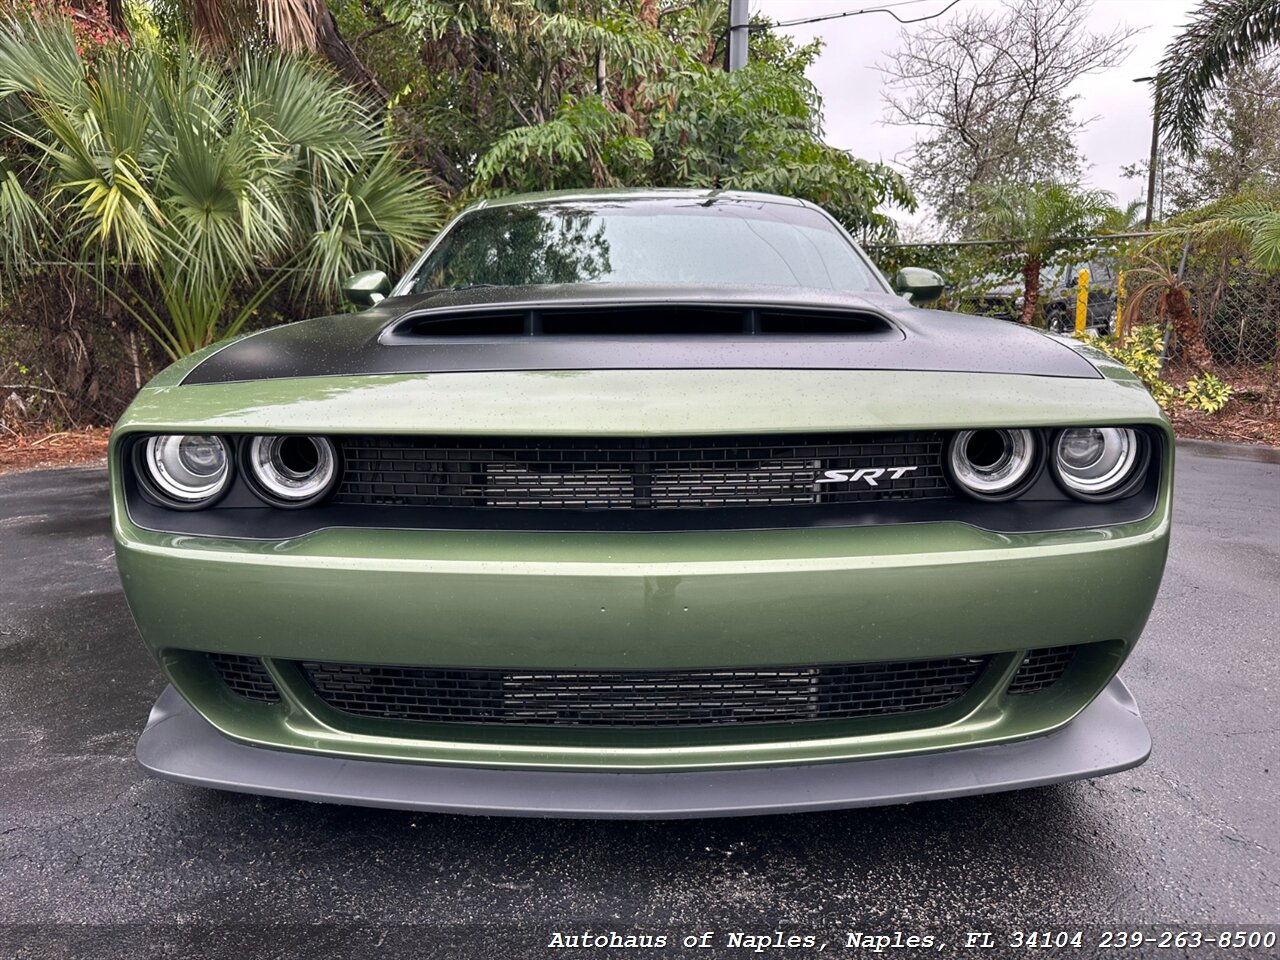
(333, 432, 950, 510)
(299, 656, 989, 728)
(208, 653, 279, 703)
(1007, 646, 1076, 694)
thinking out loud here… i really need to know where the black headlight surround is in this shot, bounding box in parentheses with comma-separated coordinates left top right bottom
(122, 427, 1165, 537)
(240, 435, 342, 510)
(1049, 427, 1151, 503)
(133, 434, 235, 511)
(944, 428, 1045, 503)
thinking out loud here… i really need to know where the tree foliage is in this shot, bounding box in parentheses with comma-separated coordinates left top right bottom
(343, 0, 913, 237)
(0, 0, 919, 386)
(1149, 58, 1280, 217)
(1156, 0, 1280, 157)
(879, 0, 1134, 234)
(1164, 191, 1280, 274)
(971, 181, 1114, 324)
(0, 15, 443, 357)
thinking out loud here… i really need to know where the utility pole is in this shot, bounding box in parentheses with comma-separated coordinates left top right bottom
(727, 0, 749, 71)
(1134, 76, 1160, 229)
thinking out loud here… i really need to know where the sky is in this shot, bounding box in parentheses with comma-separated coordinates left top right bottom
(755, 0, 1200, 232)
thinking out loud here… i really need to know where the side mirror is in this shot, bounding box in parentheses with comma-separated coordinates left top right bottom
(342, 270, 392, 307)
(892, 267, 945, 305)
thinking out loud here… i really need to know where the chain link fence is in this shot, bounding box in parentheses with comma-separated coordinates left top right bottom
(1184, 259, 1280, 370)
(866, 237, 1280, 376)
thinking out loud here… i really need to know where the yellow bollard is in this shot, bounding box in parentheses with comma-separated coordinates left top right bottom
(1115, 271, 1126, 341)
(1075, 268, 1089, 334)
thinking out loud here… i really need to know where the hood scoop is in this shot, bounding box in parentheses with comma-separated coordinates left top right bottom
(180, 292, 1103, 384)
(384, 305, 903, 341)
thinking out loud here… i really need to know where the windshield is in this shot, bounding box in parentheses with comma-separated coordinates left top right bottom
(408, 198, 884, 294)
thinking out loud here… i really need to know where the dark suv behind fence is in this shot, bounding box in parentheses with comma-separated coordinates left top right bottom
(961, 260, 1119, 334)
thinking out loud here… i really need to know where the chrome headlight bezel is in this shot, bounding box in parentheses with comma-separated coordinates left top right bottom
(945, 428, 1040, 501)
(243, 435, 340, 508)
(1051, 427, 1148, 501)
(138, 434, 233, 508)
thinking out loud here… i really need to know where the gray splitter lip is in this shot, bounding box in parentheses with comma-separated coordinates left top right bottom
(135, 678, 1150, 819)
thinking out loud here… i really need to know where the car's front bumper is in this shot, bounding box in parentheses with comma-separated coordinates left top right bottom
(113, 367, 1172, 806)
(115, 511, 1168, 771)
(137, 678, 1150, 818)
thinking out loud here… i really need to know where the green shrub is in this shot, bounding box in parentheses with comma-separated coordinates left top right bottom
(1080, 325, 1177, 409)
(1078, 325, 1234, 413)
(1182, 372, 1233, 412)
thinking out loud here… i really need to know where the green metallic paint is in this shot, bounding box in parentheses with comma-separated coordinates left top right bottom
(341, 269, 392, 307)
(115, 507, 1168, 672)
(110, 360, 1171, 773)
(111, 367, 1162, 440)
(146, 640, 1126, 771)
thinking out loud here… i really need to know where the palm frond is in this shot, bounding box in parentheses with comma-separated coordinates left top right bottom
(0, 154, 47, 292)
(1173, 198, 1280, 271)
(190, 0, 235, 53)
(239, 53, 373, 167)
(301, 150, 445, 296)
(1100, 198, 1147, 233)
(0, 15, 443, 356)
(1156, 0, 1280, 156)
(256, 0, 320, 54)
(972, 182, 1115, 253)
(0, 14, 87, 105)
(1243, 205, 1280, 270)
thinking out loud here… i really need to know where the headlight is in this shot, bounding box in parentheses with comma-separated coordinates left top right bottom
(1052, 427, 1142, 499)
(142, 435, 232, 505)
(246, 435, 338, 506)
(947, 428, 1038, 500)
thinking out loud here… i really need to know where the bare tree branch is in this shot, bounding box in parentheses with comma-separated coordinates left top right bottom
(877, 0, 1137, 233)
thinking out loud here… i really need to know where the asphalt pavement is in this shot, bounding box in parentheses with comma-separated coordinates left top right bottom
(0, 445, 1276, 958)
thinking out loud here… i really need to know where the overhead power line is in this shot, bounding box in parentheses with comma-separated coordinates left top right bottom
(764, 0, 964, 30)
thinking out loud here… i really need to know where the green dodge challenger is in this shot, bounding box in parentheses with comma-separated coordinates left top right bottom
(111, 189, 1170, 817)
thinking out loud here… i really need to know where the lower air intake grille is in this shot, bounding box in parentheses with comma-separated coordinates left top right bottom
(1007, 646, 1076, 695)
(208, 653, 280, 703)
(299, 657, 989, 728)
(333, 432, 950, 511)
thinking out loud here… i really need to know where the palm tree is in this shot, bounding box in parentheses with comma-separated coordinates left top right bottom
(1195, 197, 1280, 271)
(65, 0, 412, 173)
(1120, 258, 1212, 369)
(183, 0, 383, 95)
(0, 17, 443, 358)
(1157, 0, 1280, 156)
(972, 182, 1114, 325)
(1101, 199, 1148, 234)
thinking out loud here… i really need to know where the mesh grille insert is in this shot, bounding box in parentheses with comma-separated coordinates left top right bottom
(333, 432, 951, 511)
(298, 657, 989, 728)
(1007, 646, 1076, 695)
(208, 653, 280, 703)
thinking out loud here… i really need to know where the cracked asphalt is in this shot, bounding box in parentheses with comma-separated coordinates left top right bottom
(0, 443, 1276, 958)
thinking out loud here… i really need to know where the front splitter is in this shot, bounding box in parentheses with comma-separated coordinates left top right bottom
(136, 679, 1150, 819)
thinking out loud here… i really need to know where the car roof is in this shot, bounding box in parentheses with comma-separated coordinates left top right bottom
(463, 187, 813, 212)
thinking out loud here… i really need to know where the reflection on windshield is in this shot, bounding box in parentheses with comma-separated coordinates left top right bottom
(414, 206, 612, 290)
(410, 199, 880, 294)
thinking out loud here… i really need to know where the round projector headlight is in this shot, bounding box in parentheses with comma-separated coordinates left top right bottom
(246, 435, 338, 506)
(143, 435, 231, 505)
(947, 428, 1038, 499)
(1052, 427, 1142, 499)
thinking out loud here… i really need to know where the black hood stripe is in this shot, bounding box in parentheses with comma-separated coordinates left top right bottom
(181, 286, 1100, 385)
